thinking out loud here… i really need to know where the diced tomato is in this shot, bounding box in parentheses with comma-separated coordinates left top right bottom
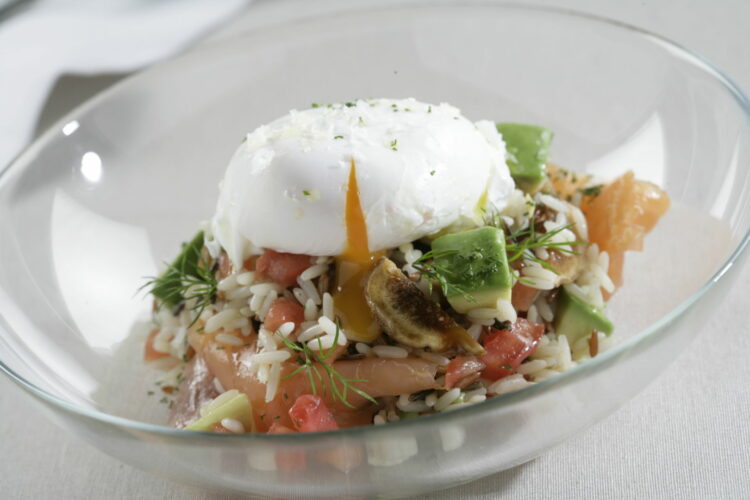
(289, 395, 339, 433)
(511, 282, 540, 312)
(268, 423, 306, 471)
(264, 298, 305, 333)
(445, 356, 485, 389)
(479, 318, 545, 381)
(255, 250, 313, 287)
(144, 328, 170, 362)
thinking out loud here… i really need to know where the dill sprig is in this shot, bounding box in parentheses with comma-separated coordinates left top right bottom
(412, 249, 477, 303)
(506, 223, 584, 268)
(141, 231, 217, 327)
(276, 324, 376, 409)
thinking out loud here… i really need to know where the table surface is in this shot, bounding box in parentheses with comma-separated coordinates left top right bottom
(1, 1, 749, 498)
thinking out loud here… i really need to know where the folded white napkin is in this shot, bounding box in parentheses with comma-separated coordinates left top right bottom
(0, 0, 248, 168)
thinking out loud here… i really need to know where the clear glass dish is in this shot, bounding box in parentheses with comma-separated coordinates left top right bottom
(1, 3, 748, 498)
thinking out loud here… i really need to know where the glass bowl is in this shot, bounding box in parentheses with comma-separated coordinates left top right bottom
(1, 3, 748, 498)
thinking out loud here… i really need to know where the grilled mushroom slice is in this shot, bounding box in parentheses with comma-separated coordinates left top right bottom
(365, 257, 485, 355)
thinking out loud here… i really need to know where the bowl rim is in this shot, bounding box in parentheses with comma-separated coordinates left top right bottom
(1, 1, 749, 443)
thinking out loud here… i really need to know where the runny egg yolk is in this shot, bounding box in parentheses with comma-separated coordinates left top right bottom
(332, 159, 383, 342)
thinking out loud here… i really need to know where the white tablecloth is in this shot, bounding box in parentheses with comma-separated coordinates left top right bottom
(1, 1, 749, 498)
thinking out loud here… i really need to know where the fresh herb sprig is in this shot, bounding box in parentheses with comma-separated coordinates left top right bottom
(505, 223, 584, 269)
(412, 249, 477, 303)
(141, 232, 217, 327)
(276, 324, 376, 409)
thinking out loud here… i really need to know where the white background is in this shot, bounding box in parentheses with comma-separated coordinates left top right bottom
(1, 1, 749, 498)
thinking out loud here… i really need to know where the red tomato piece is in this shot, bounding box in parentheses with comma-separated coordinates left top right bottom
(264, 298, 305, 334)
(445, 356, 485, 389)
(144, 328, 170, 362)
(289, 395, 339, 433)
(479, 318, 545, 381)
(255, 250, 313, 287)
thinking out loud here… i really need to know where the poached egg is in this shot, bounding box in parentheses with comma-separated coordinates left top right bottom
(211, 98, 513, 267)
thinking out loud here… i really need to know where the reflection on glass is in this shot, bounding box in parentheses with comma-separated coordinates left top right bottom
(586, 113, 666, 186)
(62, 120, 80, 136)
(80, 151, 102, 183)
(51, 189, 155, 352)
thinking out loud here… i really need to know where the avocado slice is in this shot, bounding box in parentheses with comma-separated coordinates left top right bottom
(185, 390, 254, 432)
(431, 226, 512, 314)
(496, 123, 553, 193)
(151, 231, 205, 308)
(553, 285, 613, 344)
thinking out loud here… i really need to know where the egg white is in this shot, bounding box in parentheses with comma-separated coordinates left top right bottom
(210, 98, 514, 266)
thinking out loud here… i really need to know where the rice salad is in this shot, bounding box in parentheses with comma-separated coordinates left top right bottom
(142, 98, 669, 436)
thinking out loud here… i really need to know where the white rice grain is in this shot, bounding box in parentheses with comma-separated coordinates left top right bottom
(265, 361, 282, 403)
(205, 309, 240, 333)
(300, 263, 328, 281)
(215, 332, 244, 347)
(318, 316, 338, 337)
(569, 204, 589, 240)
(297, 324, 325, 342)
(257, 290, 278, 320)
(298, 276, 321, 305)
(527, 304, 540, 324)
(434, 388, 462, 411)
(488, 374, 531, 395)
(293, 287, 308, 305)
(322, 292, 334, 320)
(495, 298, 517, 323)
(226, 285, 253, 301)
(415, 350, 450, 366)
(250, 283, 282, 296)
(538, 193, 568, 213)
(535, 296, 554, 322)
(236, 271, 255, 286)
(307, 335, 335, 351)
(277, 321, 296, 338)
(355, 342, 372, 356)
(425, 392, 438, 407)
(372, 345, 409, 359)
(212, 377, 225, 394)
(217, 275, 238, 292)
(516, 359, 548, 375)
(221, 418, 245, 434)
(467, 308, 498, 321)
(304, 298, 318, 321)
(467, 323, 483, 340)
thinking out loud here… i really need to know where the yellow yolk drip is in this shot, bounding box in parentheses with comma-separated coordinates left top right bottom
(333, 159, 382, 342)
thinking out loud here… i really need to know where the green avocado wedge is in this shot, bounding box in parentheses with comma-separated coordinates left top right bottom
(496, 122, 553, 193)
(553, 285, 614, 345)
(185, 391, 254, 433)
(431, 226, 512, 313)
